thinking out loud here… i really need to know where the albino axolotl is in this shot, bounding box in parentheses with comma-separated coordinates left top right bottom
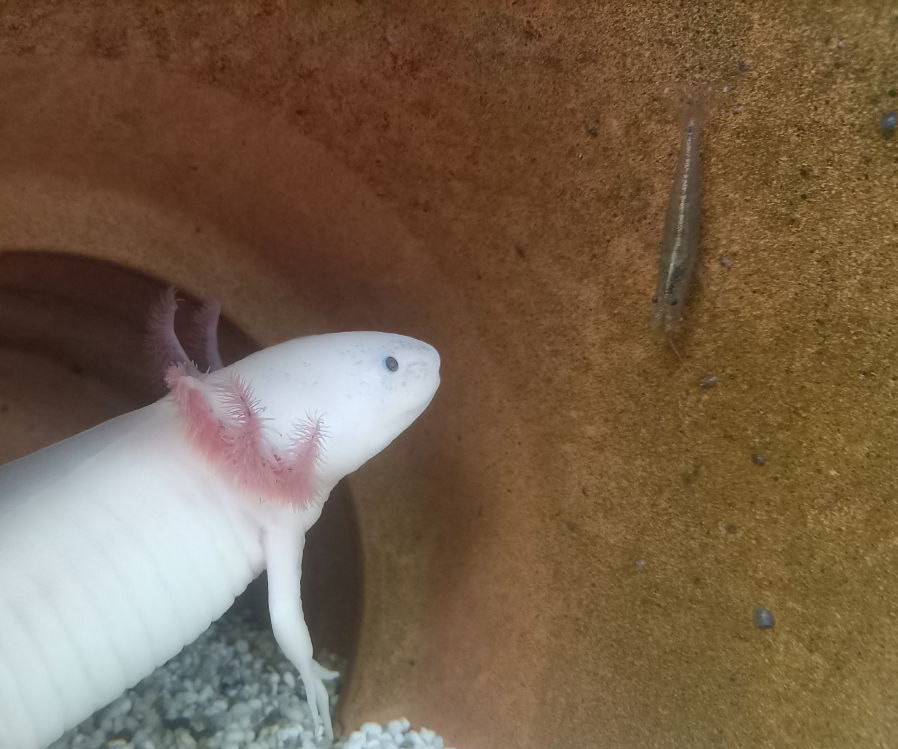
(0, 290, 441, 749)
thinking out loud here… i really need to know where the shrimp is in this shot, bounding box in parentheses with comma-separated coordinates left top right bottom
(651, 87, 711, 335)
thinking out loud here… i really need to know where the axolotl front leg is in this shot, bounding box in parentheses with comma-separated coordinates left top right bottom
(264, 519, 338, 738)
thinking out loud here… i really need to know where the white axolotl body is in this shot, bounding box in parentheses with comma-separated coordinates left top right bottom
(0, 310, 440, 749)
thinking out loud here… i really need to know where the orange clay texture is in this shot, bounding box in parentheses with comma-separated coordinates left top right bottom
(0, 3, 897, 749)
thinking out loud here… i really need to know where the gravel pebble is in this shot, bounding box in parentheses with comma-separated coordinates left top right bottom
(51, 607, 455, 749)
(753, 606, 776, 629)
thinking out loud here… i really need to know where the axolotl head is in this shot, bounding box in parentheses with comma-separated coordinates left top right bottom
(227, 331, 441, 492)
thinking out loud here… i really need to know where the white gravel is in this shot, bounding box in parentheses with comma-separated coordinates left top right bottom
(51, 606, 455, 749)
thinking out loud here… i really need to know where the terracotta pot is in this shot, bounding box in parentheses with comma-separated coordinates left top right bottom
(2, 5, 897, 747)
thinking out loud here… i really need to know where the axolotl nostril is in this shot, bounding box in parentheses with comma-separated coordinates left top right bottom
(0, 289, 441, 749)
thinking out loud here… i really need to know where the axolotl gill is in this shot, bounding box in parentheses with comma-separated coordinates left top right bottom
(0, 289, 441, 749)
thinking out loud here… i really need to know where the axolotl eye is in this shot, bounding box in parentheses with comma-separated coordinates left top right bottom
(384, 355, 399, 372)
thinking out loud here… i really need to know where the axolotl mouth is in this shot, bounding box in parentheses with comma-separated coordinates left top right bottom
(413, 347, 441, 410)
(409, 383, 439, 419)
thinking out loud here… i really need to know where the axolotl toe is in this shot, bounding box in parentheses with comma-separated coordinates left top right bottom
(0, 290, 440, 749)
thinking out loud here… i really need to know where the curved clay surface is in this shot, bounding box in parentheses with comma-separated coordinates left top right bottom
(1, 5, 898, 748)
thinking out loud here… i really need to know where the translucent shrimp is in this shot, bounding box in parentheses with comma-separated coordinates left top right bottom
(651, 88, 711, 334)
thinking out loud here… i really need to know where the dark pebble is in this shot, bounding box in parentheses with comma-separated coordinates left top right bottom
(718, 255, 733, 269)
(699, 374, 719, 389)
(882, 111, 897, 137)
(219, 665, 244, 691)
(753, 607, 775, 629)
(751, 452, 766, 466)
(161, 716, 192, 731)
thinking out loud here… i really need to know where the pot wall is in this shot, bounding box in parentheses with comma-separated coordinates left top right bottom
(1, 4, 897, 747)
